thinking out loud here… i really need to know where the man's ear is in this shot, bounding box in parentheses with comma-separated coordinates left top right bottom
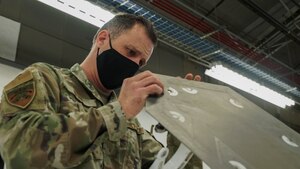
(95, 30, 109, 48)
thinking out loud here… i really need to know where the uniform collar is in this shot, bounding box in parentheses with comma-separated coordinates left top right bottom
(70, 64, 117, 104)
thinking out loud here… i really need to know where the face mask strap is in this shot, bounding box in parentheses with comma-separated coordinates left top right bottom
(108, 33, 113, 49)
(96, 32, 112, 56)
(97, 48, 100, 56)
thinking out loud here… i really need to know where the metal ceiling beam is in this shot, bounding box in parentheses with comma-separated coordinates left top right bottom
(152, 0, 300, 84)
(279, 0, 291, 16)
(157, 0, 300, 79)
(252, 40, 292, 67)
(291, 0, 300, 9)
(198, 49, 222, 60)
(238, 0, 300, 45)
(255, 8, 300, 50)
(204, 0, 225, 17)
(157, 33, 211, 68)
(97, 0, 300, 98)
(171, 0, 254, 48)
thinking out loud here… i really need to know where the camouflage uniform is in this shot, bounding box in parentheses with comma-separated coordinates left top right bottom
(0, 63, 162, 169)
(167, 133, 202, 169)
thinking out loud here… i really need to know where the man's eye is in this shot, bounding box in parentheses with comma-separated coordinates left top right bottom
(128, 50, 136, 56)
(139, 59, 146, 67)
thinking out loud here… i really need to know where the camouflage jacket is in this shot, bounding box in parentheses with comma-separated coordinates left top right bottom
(0, 63, 162, 169)
(167, 133, 202, 169)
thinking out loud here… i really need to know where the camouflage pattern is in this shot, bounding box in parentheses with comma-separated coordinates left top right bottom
(167, 133, 202, 169)
(0, 63, 162, 169)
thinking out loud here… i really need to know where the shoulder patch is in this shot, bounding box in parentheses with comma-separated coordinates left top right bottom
(4, 70, 36, 109)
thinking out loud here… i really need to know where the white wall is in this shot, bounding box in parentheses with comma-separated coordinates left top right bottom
(0, 62, 22, 94)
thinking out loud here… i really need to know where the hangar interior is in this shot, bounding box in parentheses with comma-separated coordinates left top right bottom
(1, 0, 300, 130)
(0, 0, 300, 168)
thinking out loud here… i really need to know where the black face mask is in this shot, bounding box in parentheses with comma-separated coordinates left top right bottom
(96, 36, 139, 90)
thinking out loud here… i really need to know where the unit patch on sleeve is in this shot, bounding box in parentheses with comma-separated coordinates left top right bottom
(4, 70, 36, 109)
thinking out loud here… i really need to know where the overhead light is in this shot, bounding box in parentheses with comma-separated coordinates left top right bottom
(37, 0, 115, 28)
(205, 64, 295, 108)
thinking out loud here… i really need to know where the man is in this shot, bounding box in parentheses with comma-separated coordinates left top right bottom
(0, 13, 164, 169)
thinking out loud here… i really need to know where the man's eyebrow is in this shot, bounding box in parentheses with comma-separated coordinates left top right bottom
(126, 44, 141, 54)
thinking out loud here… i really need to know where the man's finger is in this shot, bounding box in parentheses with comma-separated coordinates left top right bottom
(138, 75, 164, 90)
(143, 84, 164, 97)
(184, 73, 193, 80)
(194, 75, 201, 81)
(133, 71, 153, 81)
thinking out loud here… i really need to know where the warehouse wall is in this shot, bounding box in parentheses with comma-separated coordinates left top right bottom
(0, 62, 22, 94)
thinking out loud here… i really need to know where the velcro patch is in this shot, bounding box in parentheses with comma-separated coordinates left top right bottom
(4, 70, 36, 109)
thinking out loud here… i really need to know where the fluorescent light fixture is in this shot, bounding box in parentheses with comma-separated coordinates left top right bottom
(37, 0, 115, 28)
(205, 64, 295, 108)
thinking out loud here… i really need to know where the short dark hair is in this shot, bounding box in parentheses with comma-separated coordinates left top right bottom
(93, 13, 157, 45)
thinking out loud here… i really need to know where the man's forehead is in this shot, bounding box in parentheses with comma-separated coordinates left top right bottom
(122, 28, 154, 50)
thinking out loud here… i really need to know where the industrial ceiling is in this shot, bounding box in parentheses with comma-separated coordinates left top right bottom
(97, 0, 300, 102)
(0, 0, 300, 131)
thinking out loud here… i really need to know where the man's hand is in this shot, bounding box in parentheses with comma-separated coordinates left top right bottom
(184, 73, 201, 81)
(118, 71, 164, 119)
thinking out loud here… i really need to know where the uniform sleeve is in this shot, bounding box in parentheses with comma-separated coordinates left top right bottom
(103, 101, 127, 141)
(141, 130, 163, 168)
(166, 132, 203, 169)
(0, 63, 127, 169)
